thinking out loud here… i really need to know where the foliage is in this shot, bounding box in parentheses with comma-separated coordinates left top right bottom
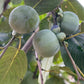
(0, 0, 84, 84)
(0, 47, 27, 84)
(24, 0, 62, 15)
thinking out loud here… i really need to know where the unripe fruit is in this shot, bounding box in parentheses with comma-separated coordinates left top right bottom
(51, 25, 60, 34)
(9, 5, 39, 34)
(33, 29, 60, 57)
(56, 32, 66, 41)
(60, 11, 79, 35)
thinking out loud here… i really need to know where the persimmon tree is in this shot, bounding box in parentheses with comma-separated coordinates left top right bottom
(0, 0, 84, 84)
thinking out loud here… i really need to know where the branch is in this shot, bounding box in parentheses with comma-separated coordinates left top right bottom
(4, 0, 11, 10)
(0, 0, 11, 18)
(63, 42, 84, 83)
(0, 26, 39, 58)
(0, 35, 15, 59)
(35, 51, 44, 84)
(21, 27, 39, 53)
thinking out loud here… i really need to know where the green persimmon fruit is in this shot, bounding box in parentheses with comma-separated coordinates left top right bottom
(56, 32, 66, 41)
(9, 5, 39, 34)
(60, 11, 79, 35)
(51, 25, 60, 34)
(33, 29, 60, 57)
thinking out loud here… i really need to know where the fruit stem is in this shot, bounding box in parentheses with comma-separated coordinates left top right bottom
(76, 66, 84, 78)
(63, 42, 84, 82)
(0, 35, 15, 59)
(65, 32, 84, 40)
(21, 27, 39, 53)
(52, 11, 58, 25)
(33, 0, 42, 8)
(35, 51, 44, 84)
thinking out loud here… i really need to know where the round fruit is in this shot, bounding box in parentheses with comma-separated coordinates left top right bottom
(33, 29, 60, 57)
(60, 11, 79, 35)
(56, 32, 66, 41)
(9, 5, 39, 34)
(51, 25, 60, 34)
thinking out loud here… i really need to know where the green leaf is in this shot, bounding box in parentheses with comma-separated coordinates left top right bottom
(9, 0, 24, 7)
(0, 0, 5, 14)
(49, 66, 61, 75)
(39, 13, 47, 21)
(59, 66, 77, 76)
(0, 8, 15, 32)
(80, 21, 84, 32)
(3, 8, 14, 18)
(39, 17, 50, 30)
(75, 33, 84, 49)
(49, 66, 76, 77)
(0, 46, 27, 84)
(40, 15, 54, 30)
(45, 76, 65, 84)
(24, 0, 62, 15)
(61, 0, 84, 20)
(0, 16, 12, 32)
(60, 34, 84, 73)
(21, 71, 38, 84)
(53, 51, 63, 64)
(0, 8, 16, 33)
(11, 0, 23, 4)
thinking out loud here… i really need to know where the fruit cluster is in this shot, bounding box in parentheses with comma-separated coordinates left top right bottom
(9, 5, 79, 57)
